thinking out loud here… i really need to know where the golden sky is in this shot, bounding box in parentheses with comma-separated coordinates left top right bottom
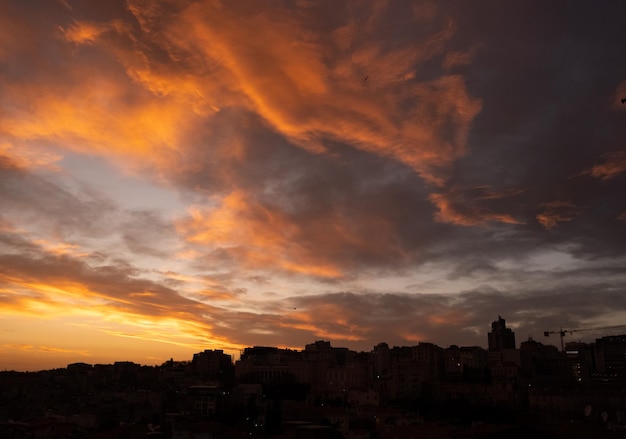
(1, 0, 626, 371)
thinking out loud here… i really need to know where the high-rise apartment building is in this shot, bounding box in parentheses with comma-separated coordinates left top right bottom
(488, 315, 516, 351)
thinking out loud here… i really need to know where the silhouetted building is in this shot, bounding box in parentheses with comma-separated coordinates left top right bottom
(372, 342, 390, 379)
(564, 341, 593, 383)
(386, 343, 443, 400)
(444, 345, 488, 381)
(519, 337, 567, 385)
(488, 316, 516, 351)
(186, 384, 224, 417)
(592, 334, 626, 383)
(235, 346, 306, 385)
(303, 341, 369, 401)
(192, 349, 233, 385)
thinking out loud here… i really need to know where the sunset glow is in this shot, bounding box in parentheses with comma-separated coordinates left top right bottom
(1, 0, 626, 371)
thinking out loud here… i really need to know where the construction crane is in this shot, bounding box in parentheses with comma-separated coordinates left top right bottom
(543, 328, 575, 352)
(544, 324, 626, 352)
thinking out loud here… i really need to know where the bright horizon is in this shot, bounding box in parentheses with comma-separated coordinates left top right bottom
(2, 0, 626, 372)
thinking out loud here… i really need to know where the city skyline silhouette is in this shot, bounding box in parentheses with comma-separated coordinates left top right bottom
(1, 1, 626, 374)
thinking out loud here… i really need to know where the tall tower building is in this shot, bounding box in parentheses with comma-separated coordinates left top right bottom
(488, 315, 516, 351)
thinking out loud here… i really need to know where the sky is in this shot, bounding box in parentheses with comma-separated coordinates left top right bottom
(1, 0, 626, 371)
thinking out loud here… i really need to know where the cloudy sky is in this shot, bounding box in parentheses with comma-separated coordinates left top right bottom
(2, 0, 626, 371)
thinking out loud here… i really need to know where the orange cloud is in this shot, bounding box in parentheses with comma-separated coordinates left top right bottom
(2, 1, 482, 190)
(427, 309, 472, 326)
(613, 79, 626, 110)
(40, 345, 91, 356)
(583, 150, 626, 181)
(162, 1, 481, 184)
(0, 343, 89, 357)
(0, 251, 235, 355)
(442, 48, 477, 70)
(32, 239, 88, 257)
(398, 332, 427, 343)
(0, 143, 62, 171)
(176, 188, 411, 278)
(429, 187, 523, 226)
(2, 77, 190, 170)
(177, 190, 343, 278)
(0, 222, 301, 363)
(536, 200, 582, 230)
(0, 272, 237, 353)
(62, 20, 109, 44)
(2, 16, 211, 176)
(278, 304, 369, 342)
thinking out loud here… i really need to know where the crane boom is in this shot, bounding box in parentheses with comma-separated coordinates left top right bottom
(543, 328, 573, 352)
(544, 324, 626, 352)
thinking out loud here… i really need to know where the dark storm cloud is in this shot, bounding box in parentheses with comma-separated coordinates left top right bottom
(443, 1, 626, 224)
(397, 1, 626, 279)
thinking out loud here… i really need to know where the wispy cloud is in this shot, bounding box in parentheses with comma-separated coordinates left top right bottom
(429, 186, 524, 226)
(536, 201, 582, 230)
(582, 150, 626, 181)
